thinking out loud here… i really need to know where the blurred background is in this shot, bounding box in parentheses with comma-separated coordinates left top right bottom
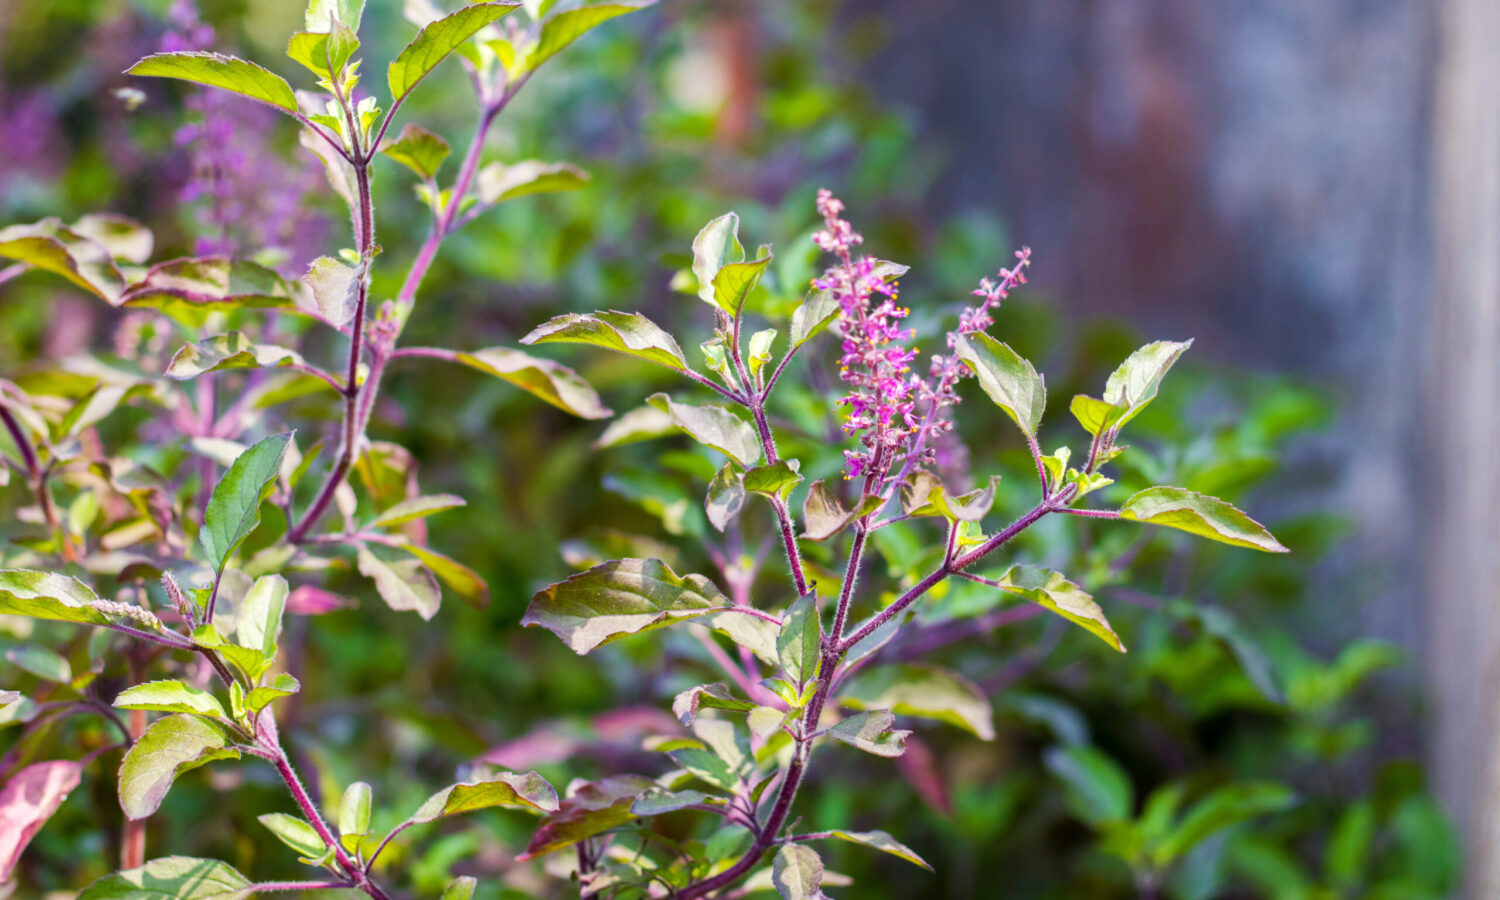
(1, 0, 1492, 897)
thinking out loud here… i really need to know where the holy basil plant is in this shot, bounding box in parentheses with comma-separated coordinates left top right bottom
(0, 1, 652, 897)
(508, 192, 1287, 896)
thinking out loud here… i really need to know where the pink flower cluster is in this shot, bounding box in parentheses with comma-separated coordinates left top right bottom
(813, 190, 920, 481)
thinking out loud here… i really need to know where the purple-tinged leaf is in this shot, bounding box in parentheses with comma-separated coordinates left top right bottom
(0, 759, 82, 880)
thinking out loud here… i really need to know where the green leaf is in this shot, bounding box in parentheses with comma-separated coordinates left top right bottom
(113, 681, 226, 720)
(121, 258, 298, 325)
(952, 331, 1045, 440)
(0, 220, 127, 302)
(454, 347, 611, 419)
(692, 212, 744, 305)
(777, 591, 821, 686)
(339, 781, 372, 840)
(670, 746, 737, 790)
(245, 673, 300, 715)
(827, 829, 933, 871)
(305, 0, 365, 32)
(711, 247, 772, 317)
(200, 433, 293, 575)
(522, 558, 730, 653)
(257, 812, 326, 859)
(373, 494, 467, 528)
(524, 1, 652, 72)
(476, 159, 588, 205)
(191, 624, 272, 685)
(285, 24, 360, 78)
(522, 311, 689, 372)
(397, 542, 491, 608)
(788, 292, 839, 350)
(78, 857, 252, 900)
(519, 775, 651, 859)
(357, 544, 441, 620)
(5, 644, 71, 682)
(702, 611, 780, 666)
(72, 213, 153, 264)
(388, 3, 517, 103)
(303, 256, 359, 328)
(442, 877, 477, 900)
(992, 566, 1124, 652)
(379, 123, 450, 180)
(410, 769, 559, 823)
(673, 682, 756, 726)
(839, 663, 994, 740)
(1101, 339, 1192, 428)
(801, 480, 880, 541)
(1120, 487, 1288, 552)
(743, 459, 803, 502)
(1156, 782, 1295, 863)
(899, 472, 1000, 523)
(646, 394, 761, 467)
(0, 570, 163, 632)
(828, 709, 910, 758)
(236, 574, 287, 660)
(165, 332, 306, 380)
(631, 788, 715, 816)
(592, 404, 676, 449)
(772, 843, 824, 900)
(127, 53, 298, 114)
(1325, 799, 1375, 890)
(746, 328, 777, 377)
(705, 462, 746, 532)
(1044, 744, 1133, 826)
(118, 715, 238, 820)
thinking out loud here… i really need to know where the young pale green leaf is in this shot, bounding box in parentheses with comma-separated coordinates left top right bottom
(200, 433, 293, 575)
(705, 462, 746, 532)
(747, 328, 777, 377)
(127, 53, 298, 114)
(711, 247, 772, 317)
(72, 213, 153, 263)
(303, 256, 359, 328)
(522, 311, 689, 372)
(357, 545, 441, 620)
(777, 591, 821, 686)
(743, 459, 803, 502)
(77, 857, 253, 900)
(191, 624, 272, 685)
(476, 159, 589, 205)
(236, 574, 287, 660)
(245, 673, 300, 715)
(166, 333, 305, 381)
(0, 221, 127, 302)
(1044, 744, 1134, 826)
(372, 494, 467, 528)
(442, 876, 478, 900)
(1156, 782, 1295, 863)
(519, 774, 652, 860)
(647, 394, 761, 467)
(772, 843, 824, 900)
(701, 611, 780, 665)
(592, 404, 676, 449)
(839, 663, 995, 740)
(379, 123, 450, 180)
(670, 746, 736, 791)
(257, 812, 325, 859)
(900, 472, 1000, 523)
(5, 644, 71, 683)
(396, 542, 491, 608)
(789, 292, 839, 350)
(285, 23, 359, 77)
(827, 830, 933, 871)
(305, 0, 365, 32)
(524, 1, 653, 73)
(118, 715, 239, 820)
(454, 347, 611, 419)
(828, 709, 910, 758)
(522, 558, 730, 653)
(113, 681, 226, 720)
(339, 781, 373, 838)
(801, 480, 880, 541)
(673, 682, 757, 726)
(692, 212, 744, 305)
(1101, 339, 1192, 426)
(388, 3, 517, 102)
(1120, 487, 1288, 552)
(953, 332, 1045, 440)
(994, 566, 1124, 653)
(411, 769, 560, 822)
(747, 705, 786, 742)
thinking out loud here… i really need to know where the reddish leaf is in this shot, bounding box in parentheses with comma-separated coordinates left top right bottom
(0, 760, 83, 879)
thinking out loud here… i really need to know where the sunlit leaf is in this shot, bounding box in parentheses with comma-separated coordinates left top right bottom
(839, 663, 994, 740)
(118, 716, 238, 820)
(388, 3, 518, 103)
(77, 856, 252, 900)
(454, 347, 611, 419)
(522, 558, 731, 653)
(127, 52, 298, 114)
(200, 433, 293, 575)
(522, 310, 689, 372)
(1120, 487, 1287, 552)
